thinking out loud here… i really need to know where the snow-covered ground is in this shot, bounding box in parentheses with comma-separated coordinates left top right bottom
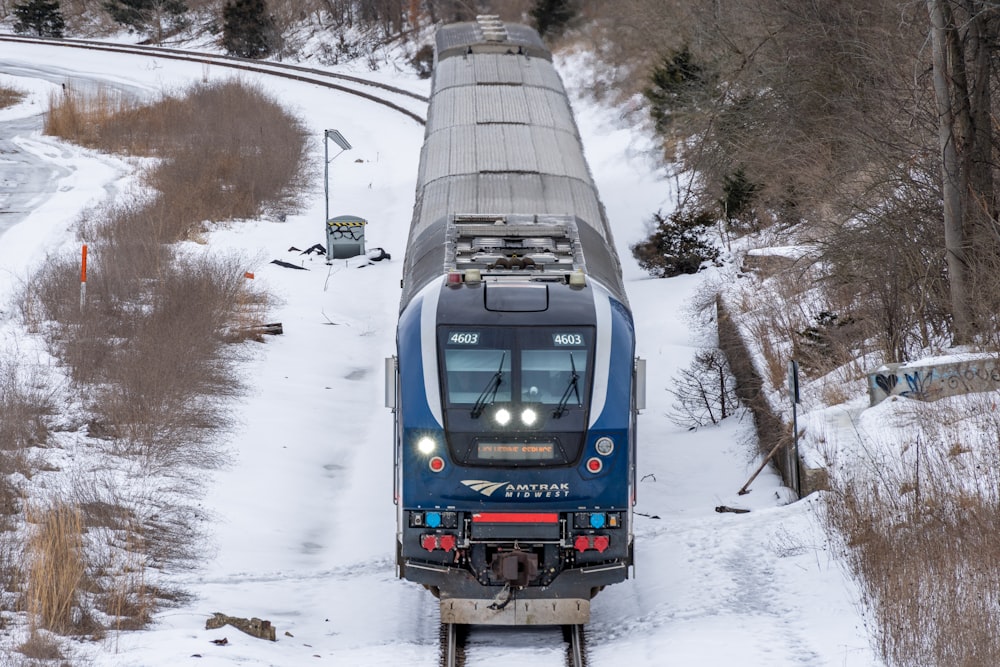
(0, 38, 878, 666)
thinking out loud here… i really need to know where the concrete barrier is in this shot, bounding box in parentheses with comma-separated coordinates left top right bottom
(868, 357, 1000, 406)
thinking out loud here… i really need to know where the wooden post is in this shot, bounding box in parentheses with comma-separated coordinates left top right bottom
(738, 437, 788, 496)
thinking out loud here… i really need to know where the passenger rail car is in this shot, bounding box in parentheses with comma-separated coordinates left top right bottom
(386, 16, 645, 627)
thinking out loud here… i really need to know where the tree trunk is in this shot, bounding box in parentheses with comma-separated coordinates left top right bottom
(926, 0, 973, 344)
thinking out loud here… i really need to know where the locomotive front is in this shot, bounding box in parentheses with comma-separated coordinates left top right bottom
(387, 17, 643, 627)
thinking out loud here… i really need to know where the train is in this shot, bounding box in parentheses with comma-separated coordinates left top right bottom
(385, 16, 644, 631)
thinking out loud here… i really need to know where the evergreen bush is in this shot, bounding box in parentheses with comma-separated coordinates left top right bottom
(630, 209, 720, 278)
(644, 47, 712, 135)
(530, 0, 575, 38)
(221, 0, 277, 59)
(12, 0, 65, 38)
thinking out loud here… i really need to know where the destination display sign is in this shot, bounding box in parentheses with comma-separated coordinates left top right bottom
(477, 442, 555, 460)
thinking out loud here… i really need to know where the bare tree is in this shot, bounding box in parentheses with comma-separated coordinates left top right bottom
(669, 350, 740, 428)
(925, 0, 1000, 345)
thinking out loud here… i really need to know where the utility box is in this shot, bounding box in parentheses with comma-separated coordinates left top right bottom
(326, 214, 367, 261)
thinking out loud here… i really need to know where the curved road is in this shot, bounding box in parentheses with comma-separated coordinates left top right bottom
(0, 114, 65, 234)
(0, 63, 152, 238)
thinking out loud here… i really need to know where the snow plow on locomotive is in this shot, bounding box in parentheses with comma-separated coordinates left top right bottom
(386, 17, 644, 628)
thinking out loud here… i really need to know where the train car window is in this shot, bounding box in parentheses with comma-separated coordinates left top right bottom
(444, 348, 512, 405)
(521, 349, 589, 405)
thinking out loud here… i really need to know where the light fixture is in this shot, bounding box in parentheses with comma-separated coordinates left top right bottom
(417, 436, 436, 455)
(595, 437, 614, 456)
(494, 407, 511, 426)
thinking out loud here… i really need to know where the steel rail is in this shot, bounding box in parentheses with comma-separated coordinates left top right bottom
(0, 34, 427, 125)
(438, 623, 589, 667)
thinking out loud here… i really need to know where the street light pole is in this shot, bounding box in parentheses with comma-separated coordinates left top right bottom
(324, 129, 352, 222)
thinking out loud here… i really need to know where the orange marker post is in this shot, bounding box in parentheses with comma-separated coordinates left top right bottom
(80, 244, 87, 311)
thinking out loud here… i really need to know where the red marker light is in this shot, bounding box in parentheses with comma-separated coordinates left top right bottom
(586, 457, 603, 473)
(447, 272, 462, 285)
(429, 456, 445, 472)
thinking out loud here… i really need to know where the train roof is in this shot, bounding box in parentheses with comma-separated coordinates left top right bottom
(400, 18, 628, 312)
(434, 19, 552, 61)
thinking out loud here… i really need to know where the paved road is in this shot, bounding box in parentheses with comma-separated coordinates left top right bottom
(0, 63, 146, 239)
(0, 108, 67, 237)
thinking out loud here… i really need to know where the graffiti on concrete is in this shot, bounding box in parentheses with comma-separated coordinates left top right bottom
(869, 359, 1000, 406)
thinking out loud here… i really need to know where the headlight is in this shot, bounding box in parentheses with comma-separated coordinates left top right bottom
(521, 408, 538, 426)
(416, 436, 436, 455)
(494, 407, 511, 426)
(595, 437, 614, 456)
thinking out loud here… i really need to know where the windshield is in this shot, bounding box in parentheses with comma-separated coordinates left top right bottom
(438, 326, 594, 466)
(440, 327, 591, 414)
(444, 347, 511, 405)
(521, 349, 587, 407)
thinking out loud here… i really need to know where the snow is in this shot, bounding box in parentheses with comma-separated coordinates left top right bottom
(0, 38, 878, 666)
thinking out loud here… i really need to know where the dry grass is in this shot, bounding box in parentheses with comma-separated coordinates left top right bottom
(48, 79, 308, 231)
(44, 86, 136, 145)
(0, 77, 300, 647)
(0, 85, 26, 110)
(24, 502, 85, 635)
(17, 630, 64, 661)
(31, 79, 291, 465)
(0, 354, 55, 454)
(825, 396, 1000, 666)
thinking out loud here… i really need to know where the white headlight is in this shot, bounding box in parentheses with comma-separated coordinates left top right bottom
(417, 436, 436, 455)
(595, 437, 614, 456)
(494, 408, 511, 426)
(521, 408, 538, 426)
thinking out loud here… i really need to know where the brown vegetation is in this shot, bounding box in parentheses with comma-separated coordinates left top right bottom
(823, 397, 1000, 666)
(24, 502, 86, 635)
(0, 76, 304, 647)
(587, 2, 1000, 663)
(0, 85, 26, 110)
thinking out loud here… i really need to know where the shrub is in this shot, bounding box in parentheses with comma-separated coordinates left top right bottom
(103, 0, 188, 43)
(720, 167, 761, 232)
(0, 354, 53, 452)
(12, 0, 65, 38)
(793, 310, 859, 376)
(411, 44, 434, 79)
(644, 46, 714, 135)
(11, 75, 295, 643)
(631, 208, 720, 278)
(221, 0, 278, 58)
(530, 0, 576, 38)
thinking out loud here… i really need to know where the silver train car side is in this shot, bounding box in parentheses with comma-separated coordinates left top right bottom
(386, 16, 645, 627)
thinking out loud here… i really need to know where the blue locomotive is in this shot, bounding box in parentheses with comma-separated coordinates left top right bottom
(386, 16, 644, 629)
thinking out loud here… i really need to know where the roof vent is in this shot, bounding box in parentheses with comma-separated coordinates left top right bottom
(476, 14, 508, 42)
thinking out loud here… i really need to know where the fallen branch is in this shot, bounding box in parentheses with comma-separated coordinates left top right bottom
(243, 322, 284, 336)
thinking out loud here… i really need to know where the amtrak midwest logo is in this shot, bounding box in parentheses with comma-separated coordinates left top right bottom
(461, 479, 571, 498)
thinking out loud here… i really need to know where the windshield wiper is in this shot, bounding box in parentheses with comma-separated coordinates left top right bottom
(553, 353, 580, 418)
(471, 352, 505, 418)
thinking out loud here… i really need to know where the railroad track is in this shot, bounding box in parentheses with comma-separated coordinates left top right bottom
(0, 34, 427, 125)
(440, 623, 589, 667)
